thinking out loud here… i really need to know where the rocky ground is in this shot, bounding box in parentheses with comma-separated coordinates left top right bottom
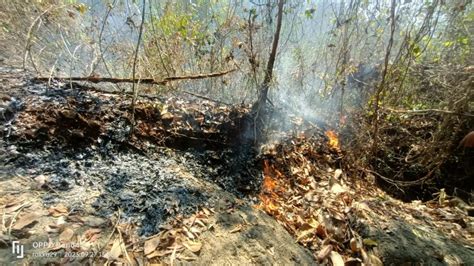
(1, 66, 473, 265)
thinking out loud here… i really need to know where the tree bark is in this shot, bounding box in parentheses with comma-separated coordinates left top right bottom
(372, 0, 396, 154)
(130, 0, 146, 134)
(254, 0, 285, 111)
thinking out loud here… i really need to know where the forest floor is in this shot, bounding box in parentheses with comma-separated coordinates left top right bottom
(1, 66, 473, 265)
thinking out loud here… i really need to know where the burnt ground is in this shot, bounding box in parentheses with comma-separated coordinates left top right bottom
(1, 66, 473, 265)
(0, 66, 315, 264)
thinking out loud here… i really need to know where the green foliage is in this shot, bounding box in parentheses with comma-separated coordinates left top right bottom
(304, 8, 316, 19)
(154, 10, 207, 46)
(73, 3, 88, 14)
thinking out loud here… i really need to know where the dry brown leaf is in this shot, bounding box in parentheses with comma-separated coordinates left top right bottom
(146, 250, 162, 259)
(207, 222, 216, 230)
(183, 215, 196, 226)
(296, 223, 315, 242)
(45, 224, 60, 233)
(316, 245, 333, 261)
(4, 196, 25, 208)
(83, 228, 102, 242)
(329, 251, 344, 266)
(308, 217, 320, 228)
(330, 183, 346, 194)
(190, 226, 202, 234)
(170, 245, 178, 265)
(342, 194, 352, 205)
(4, 204, 25, 214)
(350, 238, 360, 253)
(59, 227, 74, 243)
(316, 224, 327, 239)
(144, 236, 161, 255)
(149, 249, 173, 259)
(202, 207, 211, 216)
(48, 204, 68, 217)
(183, 240, 202, 253)
(12, 212, 40, 230)
(178, 253, 197, 261)
(104, 239, 122, 261)
(334, 169, 343, 179)
(230, 224, 243, 233)
(149, 263, 165, 266)
(183, 227, 195, 239)
(366, 253, 383, 266)
(195, 219, 207, 227)
(328, 208, 346, 222)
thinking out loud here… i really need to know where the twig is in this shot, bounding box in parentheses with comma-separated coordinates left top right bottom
(7, 201, 30, 237)
(33, 79, 226, 105)
(33, 68, 237, 85)
(117, 227, 132, 265)
(372, 0, 397, 154)
(23, 5, 64, 72)
(94, 209, 121, 260)
(384, 107, 474, 117)
(130, 0, 146, 134)
(93, 0, 121, 92)
(363, 168, 403, 192)
(48, 52, 63, 87)
(69, 44, 83, 90)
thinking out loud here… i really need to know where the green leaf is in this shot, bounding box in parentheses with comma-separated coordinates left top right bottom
(443, 41, 454, 47)
(305, 8, 316, 19)
(363, 238, 378, 247)
(74, 3, 88, 14)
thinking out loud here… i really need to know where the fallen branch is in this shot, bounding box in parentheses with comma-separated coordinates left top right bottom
(384, 107, 474, 117)
(33, 68, 237, 85)
(32, 77, 231, 105)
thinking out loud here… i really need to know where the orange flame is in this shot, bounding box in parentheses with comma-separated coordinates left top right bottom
(325, 130, 340, 150)
(258, 160, 281, 213)
(259, 195, 279, 212)
(262, 161, 277, 191)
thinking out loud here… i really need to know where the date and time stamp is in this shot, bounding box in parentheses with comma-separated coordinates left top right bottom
(32, 250, 105, 258)
(12, 241, 104, 259)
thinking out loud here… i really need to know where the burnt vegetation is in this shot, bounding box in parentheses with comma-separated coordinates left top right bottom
(0, 0, 473, 265)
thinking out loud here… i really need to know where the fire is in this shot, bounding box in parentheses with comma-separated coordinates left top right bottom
(325, 130, 340, 150)
(262, 161, 277, 191)
(258, 160, 282, 213)
(259, 195, 279, 212)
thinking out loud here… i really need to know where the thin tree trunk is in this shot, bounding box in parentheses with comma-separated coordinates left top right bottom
(255, 0, 285, 110)
(372, 0, 396, 154)
(130, 0, 146, 134)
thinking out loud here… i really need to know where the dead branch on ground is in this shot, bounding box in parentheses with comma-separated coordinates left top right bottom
(33, 68, 237, 85)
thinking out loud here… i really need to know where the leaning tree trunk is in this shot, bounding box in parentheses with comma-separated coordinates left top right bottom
(250, 0, 285, 143)
(255, 0, 284, 111)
